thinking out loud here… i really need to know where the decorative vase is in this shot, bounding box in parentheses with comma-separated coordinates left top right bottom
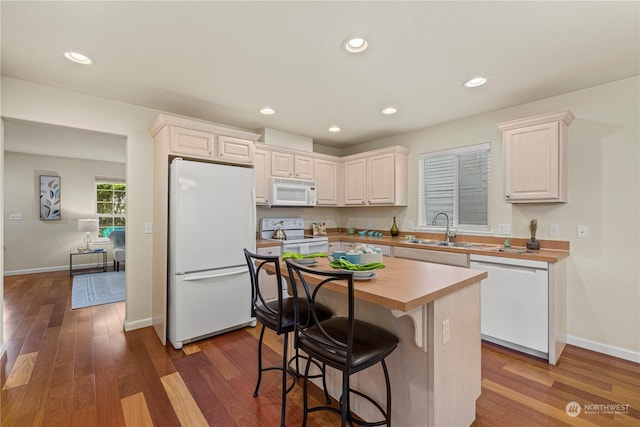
(390, 217, 399, 237)
(527, 238, 540, 250)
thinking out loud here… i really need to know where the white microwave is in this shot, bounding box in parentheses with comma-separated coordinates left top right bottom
(269, 177, 316, 207)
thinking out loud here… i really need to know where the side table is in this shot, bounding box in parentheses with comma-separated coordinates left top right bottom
(69, 250, 108, 276)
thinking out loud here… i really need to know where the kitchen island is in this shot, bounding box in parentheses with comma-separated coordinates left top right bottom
(269, 256, 487, 427)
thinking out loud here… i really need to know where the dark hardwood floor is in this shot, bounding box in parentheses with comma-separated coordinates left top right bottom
(1, 271, 639, 426)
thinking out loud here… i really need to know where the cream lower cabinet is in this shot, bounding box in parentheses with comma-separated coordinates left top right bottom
(256, 246, 282, 301)
(393, 246, 469, 268)
(498, 110, 574, 203)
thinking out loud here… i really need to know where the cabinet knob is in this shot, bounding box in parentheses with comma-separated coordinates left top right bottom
(506, 194, 511, 198)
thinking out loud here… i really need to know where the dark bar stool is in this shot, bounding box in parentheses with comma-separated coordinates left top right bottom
(243, 249, 332, 427)
(286, 259, 399, 427)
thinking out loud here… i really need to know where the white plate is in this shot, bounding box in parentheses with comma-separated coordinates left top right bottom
(294, 258, 318, 265)
(353, 271, 376, 281)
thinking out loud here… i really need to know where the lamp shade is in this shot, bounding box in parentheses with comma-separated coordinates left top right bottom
(78, 219, 99, 233)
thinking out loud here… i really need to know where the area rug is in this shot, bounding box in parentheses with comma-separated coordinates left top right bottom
(71, 271, 125, 309)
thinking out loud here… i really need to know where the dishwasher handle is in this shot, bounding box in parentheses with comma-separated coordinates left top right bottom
(470, 260, 546, 274)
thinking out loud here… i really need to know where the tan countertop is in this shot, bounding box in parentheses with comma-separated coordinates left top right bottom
(272, 256, 487, 312)
(257, 233, 569, 263)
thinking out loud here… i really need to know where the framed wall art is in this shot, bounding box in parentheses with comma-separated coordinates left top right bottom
(40, 175, 61, 220)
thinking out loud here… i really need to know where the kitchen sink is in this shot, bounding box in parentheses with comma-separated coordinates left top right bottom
(406, 239, 486, 248)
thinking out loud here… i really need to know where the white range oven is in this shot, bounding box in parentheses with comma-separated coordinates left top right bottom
(259, 217, 329, 254)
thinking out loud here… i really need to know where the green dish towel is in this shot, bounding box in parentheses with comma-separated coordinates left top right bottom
(329, 259, 386, 271)
(282, 251, 328, 260)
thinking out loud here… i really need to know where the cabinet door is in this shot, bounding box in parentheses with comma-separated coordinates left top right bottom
(315, 158, 338, 205)
(393, 247, 468, 267)
(368, 153, 396, 204)
(271, 152, 294, 177)
(254, 148, 270, 205)
(294, 155, 315, 180)
(341, 242, 356, 252)
(170, 126, 214, 158)
(217, 135, 254, 165)
(256, 246, 283, 301)
(328, 241, 342, 252)
(504, 121, 562, 202)
(344, 158, 367, 205)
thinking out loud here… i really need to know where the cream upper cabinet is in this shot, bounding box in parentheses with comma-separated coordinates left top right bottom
(254, 147, 271, 205)
(498, 110, 574, 203)
(271, 151, 294, 177)
(368, 152, 398, 205)
(159, 117, 259, 166)
(344, 158, 367, 205)
(170, 126, 215, 158)
(294, 155, 315, 180)
(343, 146, 409, 206)
(315, 158, 338, 205)
(217, 135, 254, 165)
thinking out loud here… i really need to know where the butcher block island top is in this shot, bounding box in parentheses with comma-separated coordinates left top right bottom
(278, 256, 487, 312)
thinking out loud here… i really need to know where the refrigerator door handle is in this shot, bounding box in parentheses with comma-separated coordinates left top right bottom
(182, 268, 248, 282)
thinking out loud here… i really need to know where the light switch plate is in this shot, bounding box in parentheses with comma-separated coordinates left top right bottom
(144, 222, 153, 234)
(498, 224, 511, 235)
(9, 213, 23, 220)
(549, 224, 560, 236)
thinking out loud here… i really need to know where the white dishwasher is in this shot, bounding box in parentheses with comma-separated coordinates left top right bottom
(470, 254, 549, 358)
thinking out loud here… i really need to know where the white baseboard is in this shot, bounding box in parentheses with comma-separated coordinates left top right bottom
(124, 317, 152, 332)
(566, 335, 640, 363)
(4, 265, 69, 276)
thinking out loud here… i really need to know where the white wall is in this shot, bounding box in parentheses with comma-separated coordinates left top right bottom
(343, 77, 640, 359)
(4, 151, 125, 273)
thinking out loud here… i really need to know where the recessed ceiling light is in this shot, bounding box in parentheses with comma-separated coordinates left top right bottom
(382, 107, 398, 115)
(463, 77, 487, 88)
(260, 107, 275, 115)
(64, 51, 93, 65)
(344, 37, 368, 53)
(328, 126, 341, 132)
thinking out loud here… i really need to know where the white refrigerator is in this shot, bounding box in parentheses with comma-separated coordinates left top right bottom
(168, 158, 256, 349)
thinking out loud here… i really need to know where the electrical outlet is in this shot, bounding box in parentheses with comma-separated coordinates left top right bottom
(144, 222, 153, 234)
(408, 220, 414, 230)
(442, 319, 450, 344)
(9, 213, 23, 220)
(549, 224, 560, 236)
(367, 219, 372, 227)
(498, 224, 511, 235)
(577, 225, 589, 238)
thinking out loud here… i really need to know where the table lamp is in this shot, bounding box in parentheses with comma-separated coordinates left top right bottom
(78, 219, 99, 251)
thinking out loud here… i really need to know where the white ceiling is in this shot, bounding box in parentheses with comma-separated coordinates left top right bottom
(1, 1, 638, 148)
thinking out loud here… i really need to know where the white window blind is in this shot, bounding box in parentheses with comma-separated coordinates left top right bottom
(419, 143, 490, 230)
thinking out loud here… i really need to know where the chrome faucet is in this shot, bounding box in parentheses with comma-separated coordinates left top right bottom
(432, 212, 454, 243)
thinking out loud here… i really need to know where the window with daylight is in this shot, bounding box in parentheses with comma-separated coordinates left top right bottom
(418, 143, 490, 232)
(96, 180, 126, 237)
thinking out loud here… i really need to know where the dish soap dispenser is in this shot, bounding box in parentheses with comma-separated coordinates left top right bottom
(390, 217, 399, 237)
